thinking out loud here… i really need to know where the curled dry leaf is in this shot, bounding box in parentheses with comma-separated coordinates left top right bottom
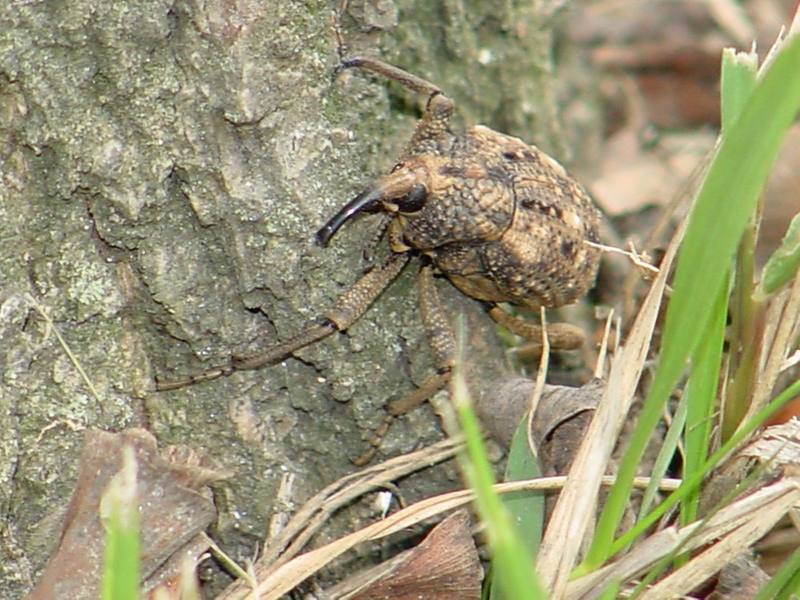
(478, 377, 608, 524)
(529, 379, 605, 478)
(709, 554, 770, 600)
(477, 377, 601, 454)
(28, 428, 227, 600)
(323, 510, 481, 600)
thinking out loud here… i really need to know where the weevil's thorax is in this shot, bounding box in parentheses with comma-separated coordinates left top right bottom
(394, 126, 531, 250)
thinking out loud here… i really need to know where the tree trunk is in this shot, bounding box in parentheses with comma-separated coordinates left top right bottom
(0, 0, 564, 594)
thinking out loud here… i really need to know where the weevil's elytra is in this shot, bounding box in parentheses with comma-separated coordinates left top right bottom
(157, 56, 601, 462)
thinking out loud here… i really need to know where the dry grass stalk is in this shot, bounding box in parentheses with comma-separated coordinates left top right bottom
(222, 473, 679, 599)
(748, 268, 800, 424)
(534, 210, 688, 594)
(639, 480, 799, 598)
(527, 307, 551, 455)
(567, 476, 800, 598)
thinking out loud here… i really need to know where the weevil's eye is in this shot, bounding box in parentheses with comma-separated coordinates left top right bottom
(396, 184, 428, 214)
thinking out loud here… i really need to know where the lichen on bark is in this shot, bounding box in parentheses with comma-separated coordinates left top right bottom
(0, 0, 565, 594)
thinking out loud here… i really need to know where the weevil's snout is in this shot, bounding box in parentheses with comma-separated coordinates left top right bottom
(315, 169, 428, 247)
(315, 188, 384, 247)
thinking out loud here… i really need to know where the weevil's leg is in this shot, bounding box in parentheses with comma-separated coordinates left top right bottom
(389, 262, 455, 413)
(155, 322, 335, 391)
(487, 305, 585, 350)
(354, 263, 455, 465)
(414, 264, 457, 375)
(156, 252, 411, 391)
(361, 214, 392, 267)
(337, 56, 455, 157)
(338, 56, 443, 98)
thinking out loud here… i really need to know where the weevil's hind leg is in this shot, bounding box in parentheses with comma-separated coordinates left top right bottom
(156, 252, 411, 391)
(354, 263, 455, 466)
(487, 305, 585, 350)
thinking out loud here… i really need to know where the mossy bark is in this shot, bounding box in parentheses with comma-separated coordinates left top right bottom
(0, 0, 564, 594)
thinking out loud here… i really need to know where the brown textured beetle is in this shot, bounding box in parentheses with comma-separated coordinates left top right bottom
(157, 57, 601, 462)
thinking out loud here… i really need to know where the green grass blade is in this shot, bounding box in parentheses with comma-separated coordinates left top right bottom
(595, 579, 621, 600)
(451, 326, 546, 599)
(582, 34, 800, 571)
(681, 280, 728, 526)
(489, 417, 545, 600)
(101, 446, 140, 600)
(761, 213, 800, 294)
(609, 376, 800, 554)
(637, 390, 686, 520)
(721, 47, 758, 131)
(722, 46, 760, 438)
(753, 544, 800, 600)
(501, 418, 545, 556)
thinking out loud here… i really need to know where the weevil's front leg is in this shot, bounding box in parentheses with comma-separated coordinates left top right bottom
(354, 263, 455, 465)
(338, 57, 455, 157)
(156, 252, 411, 391)
(487, 305, 585, 350)
(338, 56, 444, 99)
(361, 214, 393, 267)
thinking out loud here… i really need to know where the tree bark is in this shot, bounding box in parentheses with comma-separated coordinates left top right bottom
(0, 0, 564, 594)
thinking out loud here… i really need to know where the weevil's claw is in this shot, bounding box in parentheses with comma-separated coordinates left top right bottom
(336, 56, 366, 74)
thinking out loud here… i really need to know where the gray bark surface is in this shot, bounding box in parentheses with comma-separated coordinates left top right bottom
(0, 0, 564, 595)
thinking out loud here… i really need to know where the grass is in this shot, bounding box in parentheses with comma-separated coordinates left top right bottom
(462, 20, 800, 599)
(585, 31, 800, 571)
(449, 318, 547, 600)
(100, 446, 140, 600)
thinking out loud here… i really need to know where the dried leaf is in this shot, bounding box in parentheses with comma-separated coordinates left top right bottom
(330, 510, 482, 600)
(709, 555, 769, 599)
(28, 428, 224, 600)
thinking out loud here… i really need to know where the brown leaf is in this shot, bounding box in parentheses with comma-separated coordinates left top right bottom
(709, 555, 769, 599)
(28, 428, 226, 600)
(330, 510, 482, 600)
(477, 377, 600, 463)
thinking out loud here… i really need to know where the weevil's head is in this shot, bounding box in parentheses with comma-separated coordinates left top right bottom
(315, 164, 429, 247)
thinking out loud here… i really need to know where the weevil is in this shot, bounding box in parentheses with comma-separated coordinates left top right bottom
(157, 57, 602, 462)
